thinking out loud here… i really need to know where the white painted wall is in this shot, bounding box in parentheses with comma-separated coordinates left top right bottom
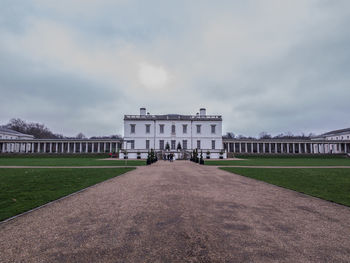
(122, 109, 224, 159)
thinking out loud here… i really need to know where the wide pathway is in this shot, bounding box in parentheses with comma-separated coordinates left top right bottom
(1, 161, 349, 262)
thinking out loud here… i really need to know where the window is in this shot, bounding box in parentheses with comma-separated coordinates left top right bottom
(159, 140, 164, 150)
(130, 140, 135, 149)
(212, 140, 216, 149)
(183, 125, 187, 134)
(160, 124, 164, 134)
(183, 140, 187, 150)
(171, 140, 176, 150)
(196, 125, 201, 134)
(145, 124, 151, 134)
(130, 124, 135, 133)
(146, 140, 150, 149)
(197, 140, 201, 149)
(211, 125, 216, 134)
(171, 124, 176, 134)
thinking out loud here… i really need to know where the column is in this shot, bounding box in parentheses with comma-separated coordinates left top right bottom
(292, 143, 295, 154)
(269, 143, 271, 153)
(86, 142, 89, 153)
(61, 142, 64, 153)
(97, 142, 100, 153)
(80, 143, 82, 153)
(43, 142, 46, 153)
(233, 143, 236, 153)
(245, 143, 248, 153)
(286, 143, 290, 154)
(49, 143, 52, 153)
(298, 143, 301, 154)
(55, 143, 58, 153)
(104, 142, 106, 153)
(110, 142, 112, 152)
(73, 142, 76, 153)
(263, 143, 266, 153)
(239, 143, 242, 153)
(257, 143, 260, 153)
(2, 143, 5, 152)
(91, 143, 94, 153)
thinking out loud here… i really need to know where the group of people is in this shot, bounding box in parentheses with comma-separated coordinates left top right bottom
(163, 153, 174, 162)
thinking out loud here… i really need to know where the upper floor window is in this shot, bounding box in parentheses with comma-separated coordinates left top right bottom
(159, 124, 164, 134)
(171, 124, 176, 134)
(130, 124, 136, 133)
(145, 124, 151, 134)
(211, 125, 216, 134)
(196, 125, 201, 134)
(183, 125, 187, 134)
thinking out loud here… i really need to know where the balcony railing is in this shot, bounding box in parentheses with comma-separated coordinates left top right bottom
(124, 114, 222, 121)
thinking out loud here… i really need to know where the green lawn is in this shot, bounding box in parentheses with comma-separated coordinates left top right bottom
(221, 167, 350, 206)
(206, 156, 350, 166)
(0, 168, 134, 221)
(0, 157, 145, 166)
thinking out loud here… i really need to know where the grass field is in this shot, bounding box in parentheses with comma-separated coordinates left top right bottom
(0, 168, 134, 221)
(221, 167, 350, 206)
(0, 157, 145, 166)
(206, 156, 350, 166)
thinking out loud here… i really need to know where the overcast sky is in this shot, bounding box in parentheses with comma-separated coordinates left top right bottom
(1, 0, 349, 137)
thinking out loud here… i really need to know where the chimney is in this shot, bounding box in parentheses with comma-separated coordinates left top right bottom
(199, 108, 206, 116)
(140, 107, 146, 116)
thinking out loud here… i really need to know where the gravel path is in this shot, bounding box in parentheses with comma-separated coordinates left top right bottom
(1, 161, 349, 262)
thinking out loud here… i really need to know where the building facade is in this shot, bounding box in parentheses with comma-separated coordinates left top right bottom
(0, 127, 34, 152)
(1, 115, 349, 157)
(121, 108, 224, 159)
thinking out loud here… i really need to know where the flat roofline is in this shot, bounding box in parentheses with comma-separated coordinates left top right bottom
(124, 114, 222, 121)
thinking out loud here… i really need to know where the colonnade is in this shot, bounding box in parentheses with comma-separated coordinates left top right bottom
(0, 140, 122, 154)
(223, 141, 350, 154)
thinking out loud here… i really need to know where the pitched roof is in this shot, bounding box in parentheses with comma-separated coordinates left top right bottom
(0, 127, 34, 137)
(321, 128, 350, 136)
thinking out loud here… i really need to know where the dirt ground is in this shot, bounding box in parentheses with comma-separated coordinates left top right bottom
(1, 161, 349, 262)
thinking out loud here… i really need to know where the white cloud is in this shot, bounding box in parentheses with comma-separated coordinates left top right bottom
(138, 62, 169, 89)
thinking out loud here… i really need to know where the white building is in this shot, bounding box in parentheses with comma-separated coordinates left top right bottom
(121, 108, 225, 159)
(312, 128, 350, 141)
(0, 127, 34, 152)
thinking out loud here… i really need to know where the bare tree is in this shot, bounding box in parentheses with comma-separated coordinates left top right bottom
(76, 132, 86, 139)
(259, 132, 272, 139)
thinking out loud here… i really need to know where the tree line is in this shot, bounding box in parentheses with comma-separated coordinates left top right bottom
(3, 118, 122, 139)
(224, 131, 315, 140)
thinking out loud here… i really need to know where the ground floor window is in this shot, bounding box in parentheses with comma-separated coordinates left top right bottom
(197, 140, 201, 149)
(183, 140, 187, 150)
(212, 140, 215, 150)
(130, 140, 135, 149)
(146, 140, 150, 149)
(171, 140, 176, 150)
(159, 140, 164, 150)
